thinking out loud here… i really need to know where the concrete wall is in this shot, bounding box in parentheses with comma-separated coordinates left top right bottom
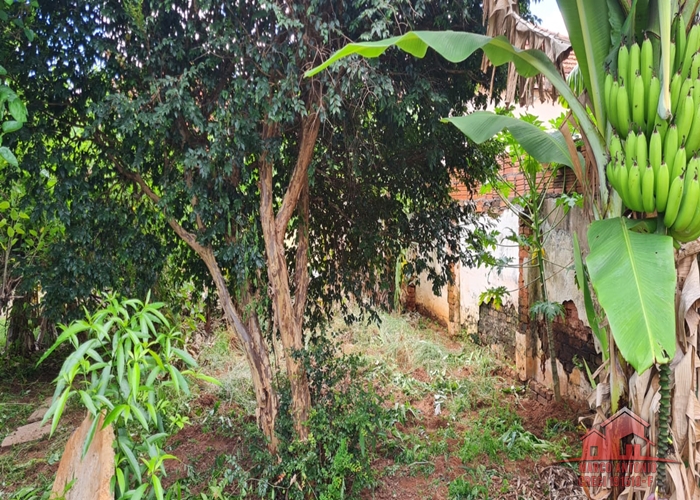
(459, 210, 520, 334)
(414, 253, 448, 325)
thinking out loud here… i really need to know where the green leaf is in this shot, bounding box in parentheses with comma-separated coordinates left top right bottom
(2, 120, 22, 133)
(8, 97, 27, 122)
(0, 201, 9, 210)
(172, 347, 197, 368)
(103, 404, 128, 427)
(50, 388, 73, 436)
(0, 147, 18, 167)
(572, 233, 608, 356)
(586, 218, 676, 372)
(78, 390, 98, 416)
(117, 436, 142, 483)
(152, 474, 164, 500)
(81, 414, 100, 459)
(444, 113, 575, 168)
(556, 0, 612, 129)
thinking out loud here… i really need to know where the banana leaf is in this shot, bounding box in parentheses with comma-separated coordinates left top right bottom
(443, 113, 576, 168)
(586, 218, 676, 373)
(556, 0, 612, 131)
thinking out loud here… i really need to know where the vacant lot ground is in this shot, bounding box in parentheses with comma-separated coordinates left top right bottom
(0, 312, 587, 499)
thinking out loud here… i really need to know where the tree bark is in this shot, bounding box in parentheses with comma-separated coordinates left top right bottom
(259, 113, 319, 440)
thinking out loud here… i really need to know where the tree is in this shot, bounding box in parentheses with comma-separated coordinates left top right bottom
(7, 0, 505, 451)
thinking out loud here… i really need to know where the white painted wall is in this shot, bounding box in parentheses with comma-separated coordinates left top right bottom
(459, 210, 520, 334)
(414, 253, 448, 323)
(413, 209, 520, 332)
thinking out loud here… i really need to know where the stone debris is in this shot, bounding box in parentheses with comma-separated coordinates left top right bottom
(51, 413, 114, 500)
(27, 397, 53, 424)
(1, 420, 51, 448)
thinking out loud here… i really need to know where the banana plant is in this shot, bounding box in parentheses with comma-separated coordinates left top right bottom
(306, 0, 700, 376)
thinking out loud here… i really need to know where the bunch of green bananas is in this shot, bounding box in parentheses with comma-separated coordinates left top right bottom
(604, 18, 700, 242)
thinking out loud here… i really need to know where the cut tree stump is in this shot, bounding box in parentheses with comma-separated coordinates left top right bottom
(51, 413, 114, 500)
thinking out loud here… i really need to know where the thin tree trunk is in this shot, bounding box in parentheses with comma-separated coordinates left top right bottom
(259, 113, 319, 440)
(198, 248, 279, 453)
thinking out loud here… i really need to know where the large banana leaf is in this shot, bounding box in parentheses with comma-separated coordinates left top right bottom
(444, 113, 575, 167)
(556, 0, 611, 131)
(305, 30, 608, 199)
(586, 218, 676, 373)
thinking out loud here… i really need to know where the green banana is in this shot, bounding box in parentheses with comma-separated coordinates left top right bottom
(692, 51, 700, 81)
(672, 223, 700, 242)
(628, 42, 641, 105)
(642, 163, 656, 213)
(658, 0, 673, 120)
(618, 154, 631, 206)
(676, 194, 700, 240)
(636, 131, 648, 180)
(680, 77, 694, 103)
(686, 155, 700, 191)
(641, 36, 653, 91)
(650, 127, 663, 176)
(609, 133, 622, 161)
(628, 161, 644, 212)
(647, 75, 662, 136)
(610, 80, 620, 133)
(683, 25, 700, 79)
(671, 145, 687, 180)
(673, 174, 700, 231)
(686, 103, 700, 155)
(657, 162, 671, 212)
(671, 70, 683, 116)
(676, 16, 687, 73)
(664, 174, 685, 227)
(617, 84, 631, 137)
(625, 129, 637, 172)
(618, 43, 630, 87)
(632, 72, 646, 131)
(676, 94, 695, 145)
(665, 125, 680, 168)
(604, 72, 613, 124)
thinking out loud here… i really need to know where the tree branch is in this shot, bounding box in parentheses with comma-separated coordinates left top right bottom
(275, 112, 320, 240)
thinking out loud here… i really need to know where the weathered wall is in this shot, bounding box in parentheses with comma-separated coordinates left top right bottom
(459, 209, 520, 334)
(517, 200, 600, 402)
(414, 252, 449, 326)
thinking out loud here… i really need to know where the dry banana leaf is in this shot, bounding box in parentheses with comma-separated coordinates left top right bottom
(672, 350, 695, 452)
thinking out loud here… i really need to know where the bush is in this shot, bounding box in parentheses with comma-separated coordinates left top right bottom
(39, 293, 218, 500)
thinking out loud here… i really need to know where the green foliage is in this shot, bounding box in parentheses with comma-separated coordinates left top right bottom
(272, 339, 388, 499)
(586, 218, 676, 372)
(478, 286, 508, 311)
(39, 294, 218, 500)
(448, 476, 489, 500)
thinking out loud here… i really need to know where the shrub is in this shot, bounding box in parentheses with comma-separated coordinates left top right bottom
(39, 293, 218, 500)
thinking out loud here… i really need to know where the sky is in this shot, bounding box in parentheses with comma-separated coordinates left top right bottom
(529, 0, 568, 37)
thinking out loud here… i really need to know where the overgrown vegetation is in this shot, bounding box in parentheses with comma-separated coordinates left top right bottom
(0, 311, 581, 500)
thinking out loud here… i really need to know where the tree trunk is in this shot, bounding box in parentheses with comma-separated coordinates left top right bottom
(5, 293, 35, 356)
(198, 246, 280, 453)
(258, 113, 319, 440)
